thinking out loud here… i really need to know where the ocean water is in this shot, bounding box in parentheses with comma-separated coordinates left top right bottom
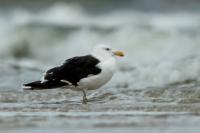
(1, 4, 200, 90)
(1, 2, 200, 132)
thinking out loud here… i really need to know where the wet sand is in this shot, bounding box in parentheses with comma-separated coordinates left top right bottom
(0, 87, 200, 133)
(0, 111, 200, 133)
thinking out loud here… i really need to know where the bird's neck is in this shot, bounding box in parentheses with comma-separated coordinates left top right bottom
(92, 52, 112, 61)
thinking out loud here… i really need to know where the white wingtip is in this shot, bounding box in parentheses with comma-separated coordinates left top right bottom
(22, 85, 32, 90)
(60, 80, 72, 85)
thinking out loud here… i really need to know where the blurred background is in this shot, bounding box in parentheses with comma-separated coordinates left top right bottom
(1, 0, 200, 132)
(1, 0, 200, 90)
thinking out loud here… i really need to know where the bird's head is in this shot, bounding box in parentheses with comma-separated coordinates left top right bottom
(92, 44, 124, 59)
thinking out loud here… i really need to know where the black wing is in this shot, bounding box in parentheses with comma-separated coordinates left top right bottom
(44, 55, 101, 86)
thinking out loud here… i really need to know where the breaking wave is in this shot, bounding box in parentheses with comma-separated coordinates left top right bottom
(0, 3, 200, 90)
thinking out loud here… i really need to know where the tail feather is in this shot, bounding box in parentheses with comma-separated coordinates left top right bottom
(23, 80, 68, 90)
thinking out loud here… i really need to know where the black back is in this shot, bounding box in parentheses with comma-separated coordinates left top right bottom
(44, 55, 101, 86)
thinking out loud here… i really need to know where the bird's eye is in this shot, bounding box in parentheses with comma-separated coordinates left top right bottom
(105, 48, 110, 51)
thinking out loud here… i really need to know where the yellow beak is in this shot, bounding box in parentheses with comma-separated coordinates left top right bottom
(114, 51, 125, 57)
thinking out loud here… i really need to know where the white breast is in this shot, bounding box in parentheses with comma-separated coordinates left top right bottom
(77, 57, 117, 90)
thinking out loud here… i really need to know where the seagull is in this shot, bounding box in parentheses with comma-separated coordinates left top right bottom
(23, 45, 124, 104)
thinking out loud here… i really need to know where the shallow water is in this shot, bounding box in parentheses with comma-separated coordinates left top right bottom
(0, 112, 200, 132)
(0, 1, 200, 132)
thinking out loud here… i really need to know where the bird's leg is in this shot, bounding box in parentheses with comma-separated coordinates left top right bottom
(82, 89, 88, 104)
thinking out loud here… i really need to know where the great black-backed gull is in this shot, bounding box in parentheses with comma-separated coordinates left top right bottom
(23, 45, 124, 104)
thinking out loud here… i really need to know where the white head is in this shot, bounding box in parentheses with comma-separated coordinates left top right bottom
(91, 44, 124, 60)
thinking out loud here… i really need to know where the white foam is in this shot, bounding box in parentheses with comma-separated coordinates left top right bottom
(0, 4, 200, 89)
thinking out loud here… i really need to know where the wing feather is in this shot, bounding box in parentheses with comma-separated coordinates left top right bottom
(44, 55, 101, 86)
